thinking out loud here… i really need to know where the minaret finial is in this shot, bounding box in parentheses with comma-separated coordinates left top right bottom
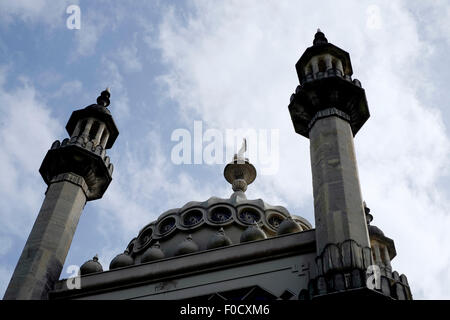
(97, 88, 111, 107)
(313, 29, 328, 46)
(363, 201, 373, 225)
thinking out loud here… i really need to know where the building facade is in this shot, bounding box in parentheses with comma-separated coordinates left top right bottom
(3, 31, 412, 300)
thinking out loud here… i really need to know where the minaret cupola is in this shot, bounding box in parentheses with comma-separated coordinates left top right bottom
(39, 88, 119, 200)
(289, 29, 369, 138)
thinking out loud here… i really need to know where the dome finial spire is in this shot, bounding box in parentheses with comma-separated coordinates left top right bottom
(224, 138, 256, 195)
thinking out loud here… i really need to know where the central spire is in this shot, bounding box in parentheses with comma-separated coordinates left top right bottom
(223, 138, 256, 198)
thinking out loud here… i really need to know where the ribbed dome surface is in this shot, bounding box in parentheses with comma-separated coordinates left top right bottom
(175, 235, 199, 256)
(240, 224, 267, 243)
(207, 228, 232, 249)
(141, 242, 165, 263)
(277, 217, 302, 235)
(107, 156, 312, 268)
(109, 251, 134, 270)
(80, 255, 103, 275)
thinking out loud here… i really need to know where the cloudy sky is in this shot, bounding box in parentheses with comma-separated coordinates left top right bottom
(0, 0, 449, 299)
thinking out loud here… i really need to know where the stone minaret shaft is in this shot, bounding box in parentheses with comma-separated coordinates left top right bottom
(289, 30, 372, 290)
(309, 114, 369, 254)
(4, 89, 118, 300)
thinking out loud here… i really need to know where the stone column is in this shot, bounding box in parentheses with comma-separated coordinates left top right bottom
(325, 54, 332, 70)
(94, 123, 106, 147)
(3, 173, 88, 300)
(81, 118, 94, 138)
(336, 59, 344, 75)
(100, 130, 110, 149)
(311, 57, 319, 76)
(372, 243, 382, 265)
(309, 115, 370, 256)
(72, 121, 82, 138)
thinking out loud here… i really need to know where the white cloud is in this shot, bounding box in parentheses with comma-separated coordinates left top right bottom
(0, 265, 13, 298)
(0, 66, 64, 297)
(155, 0, 450, 299)
(116, 34, 143, 73)
(73, 10, 107, 58)
(50, 80, 83, 98)
(93, 130, 223, 269)
(0, 67, 62, 241)
(99, 57, 130, 119)
(0, 0, 77, 28)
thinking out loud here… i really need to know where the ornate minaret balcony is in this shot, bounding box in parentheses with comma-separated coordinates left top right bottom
(39, 89, 118, 200)
(289, 29, 370, 138)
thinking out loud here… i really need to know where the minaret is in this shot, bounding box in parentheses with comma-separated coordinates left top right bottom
(288, 30, 373, 296)
(3, 89, 118, 300)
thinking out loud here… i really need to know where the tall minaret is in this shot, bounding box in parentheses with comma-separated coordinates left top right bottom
(289, 31, 373, 296)
(3, 89, 118, 300)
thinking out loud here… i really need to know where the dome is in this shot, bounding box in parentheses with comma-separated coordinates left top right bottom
(369, 225, 385, 238)
(175, 235, 199, 256)
(277, 217, 302, 235)
(141, 242, 165, 263)
(80, 255, 103, 275)
(240, 223, 267, 243)
(207, 228, 232, 249)
(116, 152, 312, 266)
(110, 250, 134, 270)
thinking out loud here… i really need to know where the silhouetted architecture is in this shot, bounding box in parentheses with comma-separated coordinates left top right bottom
(4, 31, 412, 300)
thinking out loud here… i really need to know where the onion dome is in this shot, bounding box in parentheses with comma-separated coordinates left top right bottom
(175, 235, 199, 256)
(109, 249, 134, 270)
(125, 142, 312, 261)
(141, 241, 165, 263)
(313, 28, 328, 46)
(207, 228, 232, 249)
(80, 254, 103, 275)
(364, 201, 373, 225)
(64, 88, 119, 149)
(240, 223, 267, 243)
(277, 217, 302, 235)
(369, 225, 385, 237)
(364, 202, 385, 237)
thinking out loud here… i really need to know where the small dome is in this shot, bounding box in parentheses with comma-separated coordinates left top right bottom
(369, 225, 385, 238)
(80, 255, 103, 275)
(240, 224, 267, 243)
(277, 217, 302, 235)
(175, 235, 199, 256)
(110, 250, 134, 270)
(207, 228, 232, 249)
(141, 242, 165, 263)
